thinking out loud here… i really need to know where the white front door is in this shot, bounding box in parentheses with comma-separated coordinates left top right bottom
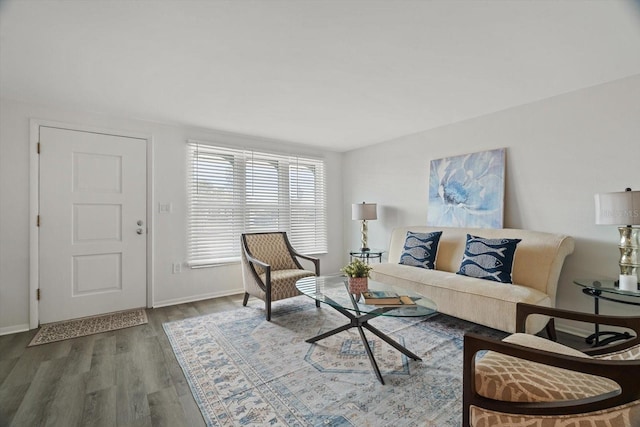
(39, 126, 147, 323)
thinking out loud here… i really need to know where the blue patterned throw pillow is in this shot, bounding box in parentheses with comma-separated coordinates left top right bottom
(457, 234, 521, 283)
(399, 231, 442, 269)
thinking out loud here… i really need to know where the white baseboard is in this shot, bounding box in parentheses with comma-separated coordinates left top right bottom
(153, 288, 244, 308)
(0, 323, 31, 336)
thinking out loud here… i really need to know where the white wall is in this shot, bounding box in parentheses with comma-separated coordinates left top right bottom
(343, 74, 640, 335)
(3, 74, 639, 335)
(0, 98, 344, 334)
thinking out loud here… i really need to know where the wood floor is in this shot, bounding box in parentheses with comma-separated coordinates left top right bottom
(0, 295, 589, 427)
(0, 294, 246, 427)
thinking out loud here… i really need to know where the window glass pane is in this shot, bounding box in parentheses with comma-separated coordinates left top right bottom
(289, 160, 327, 253)
(246, 158, 282, 231)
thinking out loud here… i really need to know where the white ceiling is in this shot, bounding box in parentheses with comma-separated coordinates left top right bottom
(2, 1, 640, 152)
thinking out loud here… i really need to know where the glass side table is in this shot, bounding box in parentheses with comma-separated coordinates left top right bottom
(573, 278, 640, 346)
(349, 249, 384, 264)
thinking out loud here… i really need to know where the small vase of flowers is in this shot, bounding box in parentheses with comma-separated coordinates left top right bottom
(341, 258, 373, 294)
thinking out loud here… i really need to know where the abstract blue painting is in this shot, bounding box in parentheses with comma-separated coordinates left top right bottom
(427, 148, 505, 228)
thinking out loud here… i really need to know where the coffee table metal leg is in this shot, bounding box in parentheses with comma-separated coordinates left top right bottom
(356, 325, 385, 384)
(304, 307, 376, 343)
(363, 322, 422, 361)
(305, 324, 352, 343)
(304, 302, 420, 384)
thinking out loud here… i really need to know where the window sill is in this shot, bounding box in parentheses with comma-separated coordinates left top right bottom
(187, 257, 241, 269)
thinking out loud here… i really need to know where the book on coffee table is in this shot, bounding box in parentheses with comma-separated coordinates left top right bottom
(362, 291, 416, 306)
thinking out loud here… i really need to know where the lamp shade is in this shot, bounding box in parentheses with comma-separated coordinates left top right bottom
(595, 190, 640, 225)
(352, 203, 377, 221)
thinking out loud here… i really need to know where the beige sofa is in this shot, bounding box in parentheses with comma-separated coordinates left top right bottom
(370, 226, 575, 333)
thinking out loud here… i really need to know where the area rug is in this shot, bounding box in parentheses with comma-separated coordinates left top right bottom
(163, 297, 507, 426)
(28, 308, 148, 346)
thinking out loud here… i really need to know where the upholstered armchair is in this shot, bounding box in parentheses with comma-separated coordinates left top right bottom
(241, 232, 320, 320)
(463, 302, 640, 427)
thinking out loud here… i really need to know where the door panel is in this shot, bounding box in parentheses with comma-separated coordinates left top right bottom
(39, 126, 147, 323)
(73, 253, 122, 294)
(73, 203, 122, 242)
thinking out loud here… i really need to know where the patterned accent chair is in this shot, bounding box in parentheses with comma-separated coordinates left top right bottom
(241, 232, 320, 320)
(463, 303, 640, 427)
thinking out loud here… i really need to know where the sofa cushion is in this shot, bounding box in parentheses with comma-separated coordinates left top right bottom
(399, 231, 442, 269)
(457, 234, 521, 283)
(370, 263, 551, 333)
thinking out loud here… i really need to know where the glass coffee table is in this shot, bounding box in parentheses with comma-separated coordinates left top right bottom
(296, 275, 437, 384)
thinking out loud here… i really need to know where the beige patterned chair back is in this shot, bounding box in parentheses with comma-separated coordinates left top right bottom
(243, 233, 298, 275)
(470, 334, 640, 426)
(464, 303, 640, 427)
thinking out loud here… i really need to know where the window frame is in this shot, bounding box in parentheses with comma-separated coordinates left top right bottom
(186, 140, 327, 267)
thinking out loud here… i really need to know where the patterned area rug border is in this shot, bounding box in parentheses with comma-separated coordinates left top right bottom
(28, 308, 148, 346)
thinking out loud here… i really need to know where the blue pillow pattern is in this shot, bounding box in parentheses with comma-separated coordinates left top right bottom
(399, 231, 442, 269)
(457, 234, 521, 283)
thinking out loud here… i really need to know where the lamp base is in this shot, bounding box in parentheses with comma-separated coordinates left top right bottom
(360, 220, 369, 254)
(618, 226, 639, 289)
(616, 274, 639, 292)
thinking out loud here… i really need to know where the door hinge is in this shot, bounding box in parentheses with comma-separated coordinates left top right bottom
(37, 142, 40, 154)
(37, 289, 41, 300)
(37, 215, 40, 227)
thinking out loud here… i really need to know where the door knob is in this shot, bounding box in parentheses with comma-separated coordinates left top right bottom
(136, 228, 143, 235)
(137, 220, 144, 226)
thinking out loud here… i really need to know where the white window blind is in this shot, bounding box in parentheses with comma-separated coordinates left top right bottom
(187, 141, 327, 265)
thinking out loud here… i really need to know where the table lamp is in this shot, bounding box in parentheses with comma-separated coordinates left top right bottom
(595, 188, 640, 291)
(352, 202, 377, 252)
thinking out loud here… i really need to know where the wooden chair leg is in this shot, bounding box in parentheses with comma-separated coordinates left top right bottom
(545, 317, 557, 342)
(242, 292, 250, 306)
(266, 291, 272, 321)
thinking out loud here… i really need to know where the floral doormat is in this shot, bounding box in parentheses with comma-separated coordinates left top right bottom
(163, 297, 506, 426)
(28, 308, 148, 346)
